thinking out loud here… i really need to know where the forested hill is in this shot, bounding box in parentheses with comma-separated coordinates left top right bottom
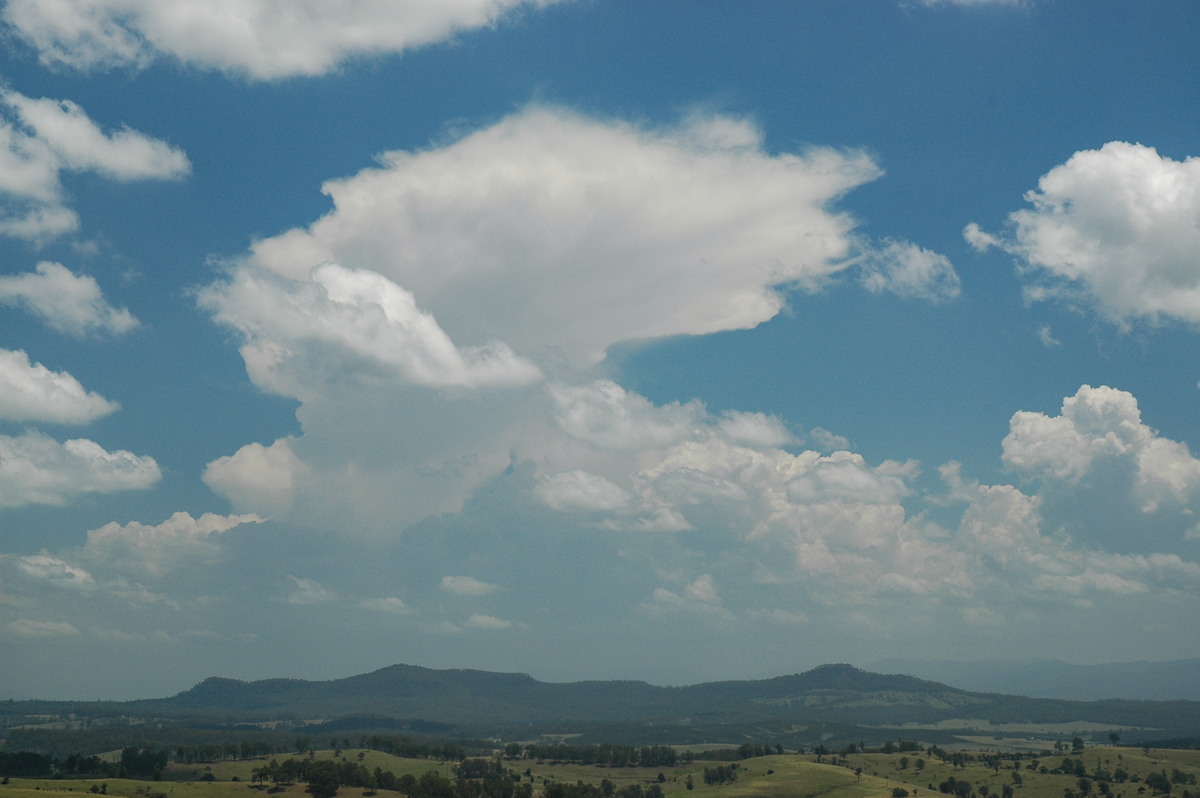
(115, 663, 1200, 732)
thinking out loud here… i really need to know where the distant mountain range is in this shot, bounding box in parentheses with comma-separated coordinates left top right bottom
(866, 658, 1200, 702)
(6, 663, 1199, 751)
(125, 662, 1200, 732)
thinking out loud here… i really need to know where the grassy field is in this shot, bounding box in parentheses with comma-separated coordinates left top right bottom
(2, 747, 1196, 798)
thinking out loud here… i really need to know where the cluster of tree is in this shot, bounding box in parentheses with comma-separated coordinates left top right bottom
(542, 781, 663, 798)
(702, 764, 738, 786)
(0, 748, 166, 780)
(360, 735, 467, 762)
(5, 726, 298, 761)
(506, 744, 689, 768)
(938, 776, 974, 798)
(735, 744, 784, 759)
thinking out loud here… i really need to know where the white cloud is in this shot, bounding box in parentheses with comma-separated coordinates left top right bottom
(534, 470, 631, 512)
(971, 142, 1200, 326)
(0, 348, 118, 423)
(465, 613, 512, 630)
(440, 575, 499, 596)
(856, 239, 961, 302)
(2, 91, 190, 181)
(360, 596, 415, 615)
(0, 262, 138, 337)
(5, 619, 80, 638)
(81, 512, 263, 577)
(1001, 385, 1200, 549)
(549, 380, 703, 451)
(808, 426, 850, 452)
(645, 575, 732, 620)
(1037, 325, 1060, 348)
(0, 91, 188, 240)
(2, 0, 570, 80)
(17, 554, 94, 588)
(1003, 385, 1200, 502)
(198, 108, 891, 538)
(716, 411, 796, 449)
(202, 438, 304, 517)
(0, 430, 160, 508)
(284, 575, 335, 605)
(201, 262, 541, 396)
(239, 107, 881, 369)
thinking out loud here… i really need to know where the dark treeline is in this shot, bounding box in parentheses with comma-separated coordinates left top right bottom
(0, 747, 167, 779)
(543, 782, 664, 798)
(506, 743, 690, 768)
(253, 757, 529, 798)
(3, 727, 472, 763)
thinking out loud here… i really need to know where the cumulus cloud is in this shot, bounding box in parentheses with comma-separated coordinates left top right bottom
(533, 470, 631, 512)
(202, 438, 304, 517)
(1001, 385, 1200, 550)
(0, 91, 188, 240)
(17, 554, 94, 588)
(856, 239, 961, 302)
(0, 348, 118, 423)
(2, 0, 569, 80)
(465, 613, 512, 630)
(80, 512, 263, 577)
(440, 575, 499, 596)
(0, 431, 160, 508)
(0, 262, 138, 337)
(645, 575, 732, 619)
(360, 597, 415, 615)
(970, 142, 1200, 326)
(201, 262, 541, 396)
(284, 575, 335, 605)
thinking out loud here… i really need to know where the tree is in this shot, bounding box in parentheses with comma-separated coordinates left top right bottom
(1109, 733, 1121, 747)
(306, 762, 341, 798)
(1073, 739, 1086, 754)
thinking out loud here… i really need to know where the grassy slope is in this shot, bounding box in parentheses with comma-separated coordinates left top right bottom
(2, 748, 1197, 798)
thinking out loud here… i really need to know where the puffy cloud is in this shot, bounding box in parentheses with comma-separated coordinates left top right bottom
(440, 575, 499, 596)
(239, 107, 881, 369)
(0, 91, 188, 240)
(1001, 385, 1200, 550)
(0, 263, 137, 336)
(201, 262, 540, 396)
(284, 575, 335, 605)
(80, 512, 263, 577)
(2, 0, 570, 80)
(202, 438, 304, 517)
(1004, 385, 1200, 502)
(549, 380, 703, 451)
(970, 142, 1200, 326)
(533, 470, 631, 512)
(645, 575, 732, 620)
(856, 239, 961, 302)
(17, 554, 94, 588)
(360, 597, 415, 615)
(2, 91, 190, 181)
(0, 348, 119, 423)
(465, 613, 512, 630)
(0, 430, 160, 508)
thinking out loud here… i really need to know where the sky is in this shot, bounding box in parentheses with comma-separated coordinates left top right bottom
(1, 0, 1199, 701)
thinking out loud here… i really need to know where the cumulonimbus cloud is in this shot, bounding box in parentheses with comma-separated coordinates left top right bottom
(235, 107, 888, 370)
(2, 0, 571, 80)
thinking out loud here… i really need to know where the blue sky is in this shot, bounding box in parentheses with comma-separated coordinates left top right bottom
(2, 0, 1200, 700)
